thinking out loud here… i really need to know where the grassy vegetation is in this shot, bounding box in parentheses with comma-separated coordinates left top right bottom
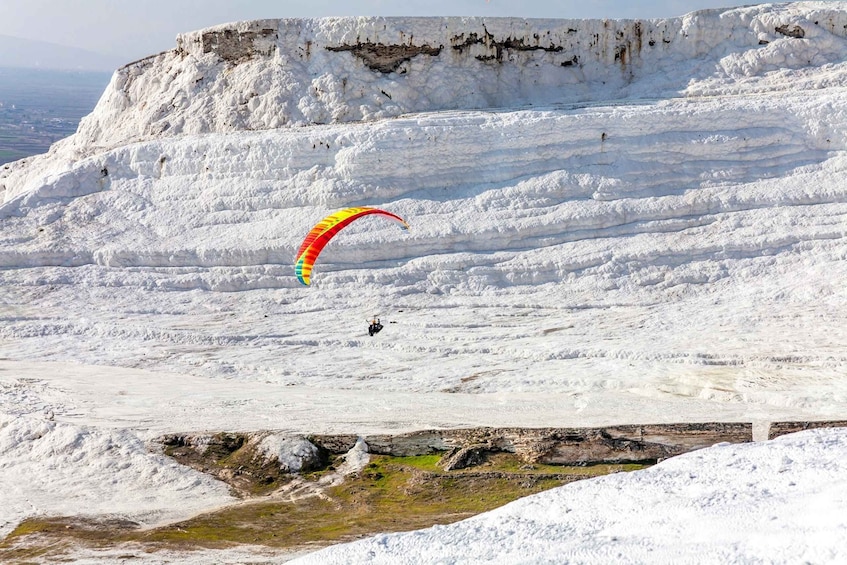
(0, 451, 650, 561)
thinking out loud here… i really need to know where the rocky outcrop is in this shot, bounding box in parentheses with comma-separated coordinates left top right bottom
(197, 27, 278, 61)
(160, 432, 327, 495)
(439, 445, 490, 471)
(325, 42, 442, 73)
(162, 422, 847, 474)
(310, 423, 752, 466)
(768, 420, 847, 440)
(775, 24, 806, 39)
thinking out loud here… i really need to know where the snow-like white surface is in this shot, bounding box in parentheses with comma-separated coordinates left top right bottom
(258, 434, 321, 472)
(295, 427, 847, 564)
(0, 411, 235, 540)
(1, 3, 847, 562)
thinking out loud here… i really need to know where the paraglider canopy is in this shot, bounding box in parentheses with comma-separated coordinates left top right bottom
(294, 206, 409, 286)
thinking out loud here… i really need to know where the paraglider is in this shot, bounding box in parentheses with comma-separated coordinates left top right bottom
(368, 316, 383, 336)
(294, 206, 410, 286)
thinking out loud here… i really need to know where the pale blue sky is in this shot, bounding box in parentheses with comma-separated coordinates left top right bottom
(0, 0, 765, 62)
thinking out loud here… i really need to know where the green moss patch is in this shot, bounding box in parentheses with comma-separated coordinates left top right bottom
(1, 452, 649, 561)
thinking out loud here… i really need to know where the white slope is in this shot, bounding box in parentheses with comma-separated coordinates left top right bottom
(293, 427, 847, 565)
(0, 2, 847, 562)
(0, 411, 235, 539)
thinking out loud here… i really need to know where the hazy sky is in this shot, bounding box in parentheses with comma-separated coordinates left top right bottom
(1, 0, 763, 62)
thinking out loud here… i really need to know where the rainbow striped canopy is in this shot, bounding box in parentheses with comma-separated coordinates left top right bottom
(295, 206, 410, 286)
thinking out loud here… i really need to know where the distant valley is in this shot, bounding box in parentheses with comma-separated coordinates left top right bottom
(0, 67, 110, 165)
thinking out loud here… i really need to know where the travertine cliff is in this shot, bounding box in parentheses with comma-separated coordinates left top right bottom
(68, 4, 847, 153)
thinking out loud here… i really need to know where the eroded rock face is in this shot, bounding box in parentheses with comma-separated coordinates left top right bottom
(200, 28, 278, 61)
(439, 445, 489, 471)
(775, 24, 805, 39)
(164, 422, 847, 474)
(768, 420, 847, 440)
(311, 423, 753, 466)
(61, 5, 847, 157)
(165, 432, 325, 473)
(326, 42, 442, 73)
(160, 432, 328, 495)
(503, 424, 751, 465)
(351, 430, 451, 457)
